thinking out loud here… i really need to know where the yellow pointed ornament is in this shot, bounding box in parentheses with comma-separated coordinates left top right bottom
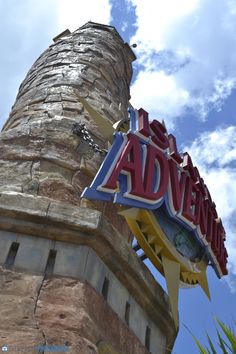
(119, 207, 211, 329)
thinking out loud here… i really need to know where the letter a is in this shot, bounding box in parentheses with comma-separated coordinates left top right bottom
(102, 134, 145, 197)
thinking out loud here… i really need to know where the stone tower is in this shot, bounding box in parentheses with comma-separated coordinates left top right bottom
(0, 23, 177, 353)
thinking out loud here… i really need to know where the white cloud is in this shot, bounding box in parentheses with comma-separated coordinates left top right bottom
(186, 127, 236, 169)
(129, 0, 236, 125)
(131, 71, 189, 129)
(57, 0, 111, 32)
(0, 0, 58, 124)
(184, 126, 236, 289)
(129, 0, 199, 51)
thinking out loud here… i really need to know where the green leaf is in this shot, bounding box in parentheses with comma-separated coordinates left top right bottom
(206, 334, 217, 354)
(184, 325, 208, 354)
(193, 338, 209, 354)
(190, 318, 236, 354)
(216, 329, 228, 354)
(216, 319, 236, 352)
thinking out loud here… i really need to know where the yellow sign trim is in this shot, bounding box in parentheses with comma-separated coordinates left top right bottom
(119, 207, 210, 328)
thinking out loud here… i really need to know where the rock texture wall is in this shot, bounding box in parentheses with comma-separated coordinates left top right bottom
(0, 22, 177, 353)
(1, 22, 135, 240)
(0, 267, 153, 354)
(0, 231, 169, 353)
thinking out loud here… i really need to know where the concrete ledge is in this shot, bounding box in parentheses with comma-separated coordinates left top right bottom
(0, 191, 177, 350)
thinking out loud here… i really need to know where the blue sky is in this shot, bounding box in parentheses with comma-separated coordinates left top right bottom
(1, 0, 236, 353)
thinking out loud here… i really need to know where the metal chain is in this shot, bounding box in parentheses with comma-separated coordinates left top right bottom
(72, 122, 107, 155)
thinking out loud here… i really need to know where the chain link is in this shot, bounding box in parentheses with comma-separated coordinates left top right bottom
(72, 122, 107, 155)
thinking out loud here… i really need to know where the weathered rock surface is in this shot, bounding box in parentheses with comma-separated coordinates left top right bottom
(0, 22, 135, 241)
(0, 267, 150, 354)
(0, 267, 45, 351)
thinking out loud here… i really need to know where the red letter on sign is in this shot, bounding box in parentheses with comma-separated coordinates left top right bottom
(219, 247, 228, 275)
(102, 134, 145, 197)
(168, 159, 187, 212)
(182, 177, 199, 224)
(150, 120, 169, 150)
(182, 152, 197, 181)
(196, 196, 209, 236)
(138, 108, 150, 137)
(143, 144, 169, 201)
(168, 134, 183, 164)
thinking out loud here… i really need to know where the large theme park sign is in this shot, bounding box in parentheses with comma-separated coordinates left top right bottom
(81, 105, 228, 326)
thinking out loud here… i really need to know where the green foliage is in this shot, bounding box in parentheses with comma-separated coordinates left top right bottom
(191, 319, 236, 354)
